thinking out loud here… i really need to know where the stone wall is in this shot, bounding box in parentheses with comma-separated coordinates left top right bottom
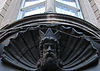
(0, 0, 22, 28)
(0, 0, 12, 25)
(89, 0, 100, 24)
(0, 0, 100, 29)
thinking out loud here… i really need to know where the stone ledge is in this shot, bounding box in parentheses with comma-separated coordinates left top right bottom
(6, 0, 11, 6)
(92, 4, 98, 12)
(0, 8, 6, 17)
(90, 0, 95, 7)
(3, 3, 9, 11)
(0, 15, 3, 24)
(95, 9, 100, 19)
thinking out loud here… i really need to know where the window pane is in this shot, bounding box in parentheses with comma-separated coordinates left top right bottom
(56, 0, 83, 18)
(56, 7, 78, 17)
(22, 0, 45, 17)
(24, 0, 45, 7)
(56, 0, 77, 8)
(24, 7, 45, 17)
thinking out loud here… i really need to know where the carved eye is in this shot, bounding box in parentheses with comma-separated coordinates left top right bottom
(50, 45, 54, 49)
(43, 44, 49, 49)
(45, 45, 49, 49)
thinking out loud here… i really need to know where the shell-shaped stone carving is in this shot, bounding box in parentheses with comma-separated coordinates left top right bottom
(2, 27, 99, 71)
(2, 29, 40, 71)
(60, 32, 98, 70)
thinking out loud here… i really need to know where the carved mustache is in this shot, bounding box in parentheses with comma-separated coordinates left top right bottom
(44, 52, 56, 59)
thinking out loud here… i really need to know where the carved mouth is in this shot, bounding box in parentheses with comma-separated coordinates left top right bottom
(45, 52, 56, 59)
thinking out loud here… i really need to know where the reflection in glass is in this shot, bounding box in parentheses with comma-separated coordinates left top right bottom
(56, 0, 77, 8)
(24, 0, 45, 7)
(24, 7, 45, 16)
(56, 6, 78, 17)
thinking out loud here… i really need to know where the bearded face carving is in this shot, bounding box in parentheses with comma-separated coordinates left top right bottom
(37, 28, 61, 71)
(1, 24, 99, 71)
(42, 41, 57, 60)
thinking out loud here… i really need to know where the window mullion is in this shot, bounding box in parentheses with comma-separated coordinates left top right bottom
(18, 0, 83, 18)
(45, 0, 56, 13)
(17, 0, 26, 19)
(75, 0, 83, 18)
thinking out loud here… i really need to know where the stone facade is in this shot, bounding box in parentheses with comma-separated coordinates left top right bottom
(0, 0, 12, 25)
(89, 0, 100, 24)
(0, 0, 100, 28)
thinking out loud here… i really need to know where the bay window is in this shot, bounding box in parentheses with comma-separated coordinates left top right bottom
(18, 0, 83, 18)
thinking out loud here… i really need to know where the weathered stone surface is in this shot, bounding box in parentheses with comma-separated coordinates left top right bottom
(0, 13, 100, 71)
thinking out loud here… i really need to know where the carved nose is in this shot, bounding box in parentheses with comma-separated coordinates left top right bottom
(47, 46, 52, 52)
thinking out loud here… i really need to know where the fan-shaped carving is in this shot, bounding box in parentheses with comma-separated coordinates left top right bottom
(59, 32, 98, 70)
(1, 27, 99, 71)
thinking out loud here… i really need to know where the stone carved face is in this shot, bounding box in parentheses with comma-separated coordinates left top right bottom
(38, 38, 61, 71)
(42, 41, 57, 60)
(37, 29, 61, 71)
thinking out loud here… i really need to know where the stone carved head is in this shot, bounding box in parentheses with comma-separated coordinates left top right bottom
(37, 28, 61, 71)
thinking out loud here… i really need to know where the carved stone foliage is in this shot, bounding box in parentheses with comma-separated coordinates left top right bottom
(0, 13, 100, 71)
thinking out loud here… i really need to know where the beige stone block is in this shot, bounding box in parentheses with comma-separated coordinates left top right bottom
(90, 0, 95, 7)
(0, 19, 12, 28)
(6, 0, 11, 5)
(92, 4, 98, 12)
(95, 10, 100, 19)
(95, 0, 100, 11)
(0, 9, 2, 13)
(98, 18, 100, 24)
(89, 0, 92, 2)
(3, 3, 9, 10)
(95, 0, 100, 4)
(0, 15, 3, 24)
(0, 0, 7, 10)
(0, 8, 6, 17)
